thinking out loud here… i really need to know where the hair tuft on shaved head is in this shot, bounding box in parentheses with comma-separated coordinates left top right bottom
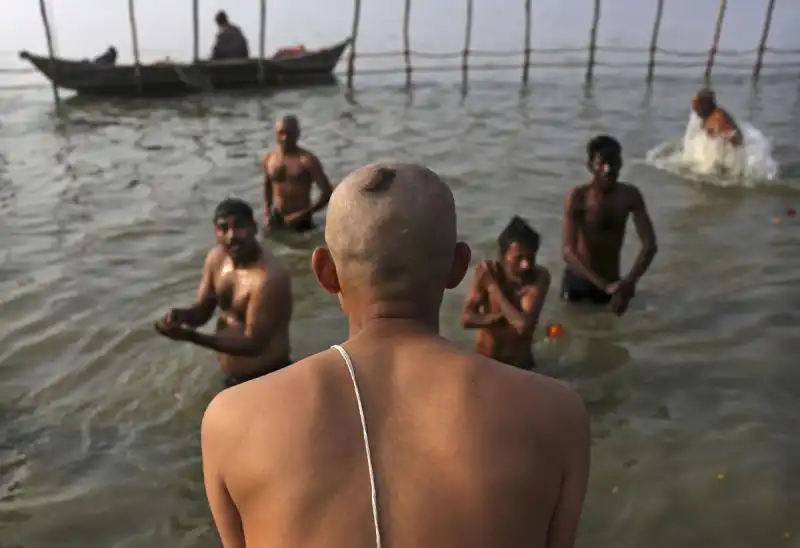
(325, 161, 457, 299)
(362, 167, 396, 193)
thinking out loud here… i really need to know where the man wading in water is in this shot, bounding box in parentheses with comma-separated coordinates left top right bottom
(561, 135, 658, 316)
(201, 162, 590, 548)
(154, 198, 293, 388)
(692, 88, 743, 147)
(262, 115, 333, 233)
(461, 216, 550, 370)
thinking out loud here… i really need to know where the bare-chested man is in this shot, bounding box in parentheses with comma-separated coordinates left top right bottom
(562, 135, 658, 316)
(262, 115, 333, 233)
(692, 88, 743, 146)
(201, 162, 590, 548)
(154, 198, 293, 388)
(462, 216, 550, 370)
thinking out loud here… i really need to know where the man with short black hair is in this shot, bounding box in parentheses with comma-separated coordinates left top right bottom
(154, 198, 292, 388)
(561, 134, 658, 316)
(462, 215, 550, 370)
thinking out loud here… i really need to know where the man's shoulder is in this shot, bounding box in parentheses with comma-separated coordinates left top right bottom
(298, 147, 320, 164)
(516, 373, 588, 425)
(254, 256, 291, 290)
(206, 245, 226, 265)
(616, 182, 645, 204)
(565, 183, 591, 205)
(532, 264, 552, 287)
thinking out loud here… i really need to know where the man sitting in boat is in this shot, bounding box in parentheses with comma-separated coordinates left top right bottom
(692, 88, 743, 147)
(211, 10, 250, 60)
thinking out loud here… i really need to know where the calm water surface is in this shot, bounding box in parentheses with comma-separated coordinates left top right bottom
(1, 71, 799, 548)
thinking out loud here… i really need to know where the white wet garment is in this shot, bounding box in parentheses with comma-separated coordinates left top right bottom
(331, 344, 382, 548)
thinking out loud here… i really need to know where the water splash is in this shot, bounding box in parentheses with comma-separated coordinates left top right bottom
(646, 111, 780, 186)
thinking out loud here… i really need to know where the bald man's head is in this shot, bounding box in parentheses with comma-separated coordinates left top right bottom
(313, 161, 470, 307)
(275, 114, 300, 149)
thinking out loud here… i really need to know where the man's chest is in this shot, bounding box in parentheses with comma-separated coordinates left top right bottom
(213, 269, 251, 313)
(266, 156, 309, 182)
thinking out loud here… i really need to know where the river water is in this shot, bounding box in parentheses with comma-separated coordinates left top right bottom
(2, 58, 800, 548)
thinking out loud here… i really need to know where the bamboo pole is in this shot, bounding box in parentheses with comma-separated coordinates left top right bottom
(346, 0, 362, 89)
(646, 0, 665, 82)
(585, 0, 601, 83)
(128, 0, 142, 94)
(37, 0, 60, 107)
(192, 0, 199, 62)
(258, 0, 267, 85)
(462, 0, 474, 88)
(402, 0, 412, 88)
(753, 0, 776, 81)
(704, 0, 727, 82)
(522, 0, 532, 86)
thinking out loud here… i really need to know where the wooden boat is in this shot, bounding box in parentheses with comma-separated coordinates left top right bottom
(18, 39, 350, 97)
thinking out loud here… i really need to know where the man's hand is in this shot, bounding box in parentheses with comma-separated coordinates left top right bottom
(163, 308, 190, 325)
(282, 211, 308, 225)
(476, 260, 500, 290)
(154, 317, 192, 341)
(606, 280, 635, 316)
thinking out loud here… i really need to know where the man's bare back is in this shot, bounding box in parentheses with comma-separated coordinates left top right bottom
(262, 115, 333, 232)
(203, 331, 589, 548)
(202, 162, 590, 548)
(155, 199, 293, 388)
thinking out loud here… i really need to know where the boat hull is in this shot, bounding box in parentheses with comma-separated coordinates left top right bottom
(19, 39, 350, 97)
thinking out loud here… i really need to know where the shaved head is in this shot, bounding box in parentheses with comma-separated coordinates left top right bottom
(276, 114, 299, 132)
(322, 161, 466, 301)
(275, 114, 300, 148)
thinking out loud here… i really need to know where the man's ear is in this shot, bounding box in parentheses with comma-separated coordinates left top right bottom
(446, 241, 472, 289)
(311, 247, 341, 294)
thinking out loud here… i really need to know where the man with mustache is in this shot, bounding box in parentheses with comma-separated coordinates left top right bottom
(561, 135, 658, 316)
(461, 216, 551, 370)
(154, 198, 293, 387)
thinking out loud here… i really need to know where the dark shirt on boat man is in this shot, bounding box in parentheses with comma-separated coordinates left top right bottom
(211, 10, 250, 60)
(561, 135, 658, 316)
(263, 115, 333, 233)
(154, 198, 293, 388)
(200, 161, 590, 548)
(462, 216, 550, 371)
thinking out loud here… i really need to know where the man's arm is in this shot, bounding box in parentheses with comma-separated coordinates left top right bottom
(562, 189, 610, 291)
(263, 154, 273, 218)
(202, 394, 246, 548)
(185, 271, 290, 357)
(304, 153, 333, 215)
(461, 267, 505, 329)
(175, 250, 219, 327)
(546, 389, 591, 548)
(720, 109, 743, 146)
(487, 268, 551, 337)
(622, 187, 657, 286)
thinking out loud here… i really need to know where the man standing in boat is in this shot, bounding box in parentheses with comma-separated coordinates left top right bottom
(263, 115, 334, 233)
(211, 11, 250, 60)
